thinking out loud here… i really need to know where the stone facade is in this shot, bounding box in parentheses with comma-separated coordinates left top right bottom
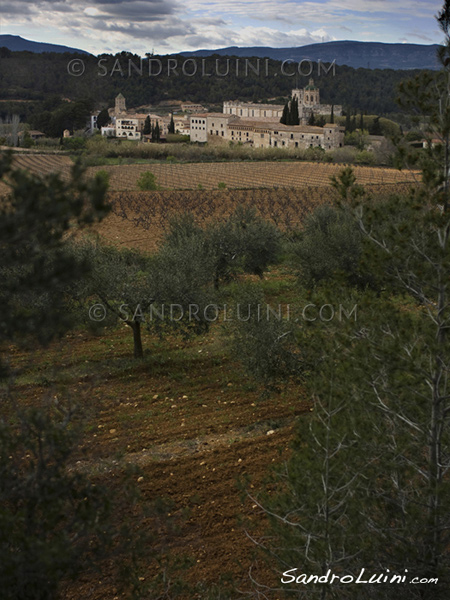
(223, 102, 284, 119)
(115, 93, 127, 115)
(116, 118, 141, 140)
(189, 114, 208, 142)
(224, 79, 342, 127)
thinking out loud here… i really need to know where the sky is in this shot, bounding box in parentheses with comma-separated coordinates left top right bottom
(0, 0, 445, 55)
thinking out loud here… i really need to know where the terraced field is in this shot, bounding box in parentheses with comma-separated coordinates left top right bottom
(6, 154, 419, 191)
(88, 160, 419, 191)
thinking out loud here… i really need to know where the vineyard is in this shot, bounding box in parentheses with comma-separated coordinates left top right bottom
(3, 153, 419, 252)
(98, 183, 414, 252)
(89, 161, 418, 191)
(6, 154, 419, 191)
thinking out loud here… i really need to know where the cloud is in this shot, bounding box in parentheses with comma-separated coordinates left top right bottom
(0, 0, 444, 55)
(406, 32, 433, 42)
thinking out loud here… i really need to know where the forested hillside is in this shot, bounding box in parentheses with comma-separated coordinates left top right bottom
(0, 49, 429, 119)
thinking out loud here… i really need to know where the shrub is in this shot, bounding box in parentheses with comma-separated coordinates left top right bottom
(291, 203, 363, 287)
(137, 171, 158, 191)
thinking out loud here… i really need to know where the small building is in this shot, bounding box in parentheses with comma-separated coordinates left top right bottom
(63, 129, 71, 138)
(189, 114, 208, 142)
(18, 130, 45, 141)
(101, 126, 116, 138)
(116, 118, 141, 140)
(181, 102, 206, 113)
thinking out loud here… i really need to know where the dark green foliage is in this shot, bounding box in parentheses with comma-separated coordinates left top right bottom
(291, 203, 364, 288)
(0, 407, 112, 600)
(280, 103, 289, 125)
(290, 97, 299, 125)
(0, 151, 109, 352)
(143, 115, 151, 135)
(168, 114, 175, 134)
(96, 108, 110, 129)
(230, 285, 301, 390)
(136, 170, 158, 190)
(369, 116, 383, 135)
(308, 112, 316, 126)
(207, 205, 282, 288)
(70, 241, 153, 358)
(151, 121, 160, 142)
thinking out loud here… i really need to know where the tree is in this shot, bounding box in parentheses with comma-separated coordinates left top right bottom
(280, 103, 289, 125)
(308, 112, 316, 126)
(240, 3, 450, 596)
(0, 152, 122, 600)
(168, 114, 175, 134)
(330, 103, 334, 124)
(152, 121, 160, 142)
(206, 205, 282, 289)
(0, 152, 109, 360)
(96, 107, 110, 129)
(143, 115, 151, 135)
(290, 97, 300, 126)
(369, 116, 383, 135)
(71, 241, 153, 359)
(290, 202, 367, 289)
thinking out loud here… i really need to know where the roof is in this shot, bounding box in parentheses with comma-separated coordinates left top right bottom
(224, 101, 285, 110)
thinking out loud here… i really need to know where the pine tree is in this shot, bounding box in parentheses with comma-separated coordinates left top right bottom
(143, 115, 151, 135)
(154, 121, 160, 142)
(330, 103, 334, 124)
(168, 114, 175, 134)
(280, 102, 289, 125)
(96, 108, 110, 130)
(290, 97, 299, 125)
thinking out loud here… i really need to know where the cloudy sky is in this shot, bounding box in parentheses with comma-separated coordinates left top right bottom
(0, 0, 445, 55)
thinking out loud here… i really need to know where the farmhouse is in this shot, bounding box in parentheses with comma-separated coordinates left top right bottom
(116, 118, 141, 140)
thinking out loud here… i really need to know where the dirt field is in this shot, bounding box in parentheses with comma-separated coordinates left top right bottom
(6, 302, 308, 599)
(8, 153, 419, 191)
(1, 152, 421, 598)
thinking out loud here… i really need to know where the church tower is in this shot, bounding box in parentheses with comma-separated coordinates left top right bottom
(303, 79, 320, 106)
(115, 93, 126, 115)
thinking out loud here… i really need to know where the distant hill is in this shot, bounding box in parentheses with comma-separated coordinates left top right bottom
(178, 40, 441, 71)
(0, 34, 89, 55)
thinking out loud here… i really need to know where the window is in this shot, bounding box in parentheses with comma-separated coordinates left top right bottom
(295, 142, 298, 148)
(290, 134, 293, 139)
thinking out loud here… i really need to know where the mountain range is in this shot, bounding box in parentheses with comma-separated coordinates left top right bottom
(178, 40, 441, 70)
(0, 35, 441, 70)
(0, 34, 89, 55)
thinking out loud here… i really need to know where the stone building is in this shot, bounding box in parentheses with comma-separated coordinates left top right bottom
(116, 118, 141, 140)
(115, 93, 127, 115)
(189, 114, 208, 142)
(224, 80, 342, 126)
(223, 101, 284, 119)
